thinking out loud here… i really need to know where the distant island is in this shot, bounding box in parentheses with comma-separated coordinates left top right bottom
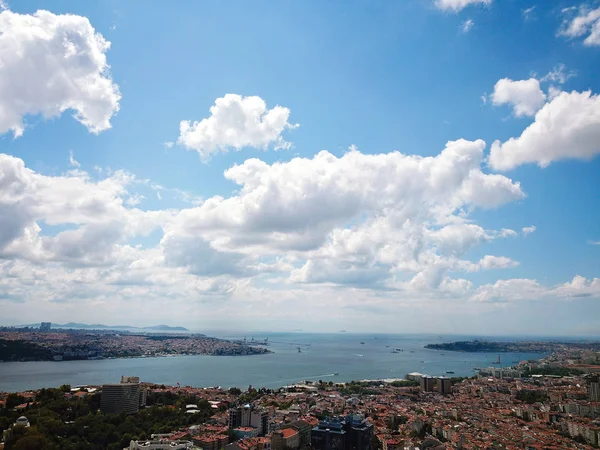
(19, 322, 190, 332)
(425, 339, 600, 353)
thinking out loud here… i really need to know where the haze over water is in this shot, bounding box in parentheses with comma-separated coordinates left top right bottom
(0, 333, 549, 392)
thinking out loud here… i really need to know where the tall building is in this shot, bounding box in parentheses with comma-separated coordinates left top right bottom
(437, 377, 452, 395)
(228, 405, 268, 436)
(101, 376, 145, 414)
(250, 409, 268, 436)
(343, 415, 373, 450)
(229, 408, 242, 429)
(589, 375, 600, 402)
(39, 322, 51, 332)
(420, 376, 435, 392)
(312, 416, 373, 450)
(312, 418, 346, 450)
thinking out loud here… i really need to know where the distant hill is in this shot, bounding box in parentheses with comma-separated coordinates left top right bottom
(20, 323, 190, 332)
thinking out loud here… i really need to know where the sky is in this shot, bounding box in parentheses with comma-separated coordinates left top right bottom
(1, 0, 600, 335)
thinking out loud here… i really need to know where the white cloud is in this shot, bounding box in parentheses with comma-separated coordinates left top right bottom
(541, 64, 575, 85)
(489, 90, 600, 170)
(435, 0, 491, 13)
(552, 275, 600, 298)
(0, 9, 120, 137)
(461, 19, 474, 33)
(522, 6, 535, 20)
(163, 141, 174, 149)
(0, 149, 597, 332)
(177, 94, 298, 159)
(522, 225, 536, 236)
(477, 255, 519, 270)
(472, 275, 600, 302)
(559, 5, 600, 46)
(68, 151, 81, 168)
(490, 78, 546, 117)
(590, 241, 600, 245)
(164, 139, 524, 289)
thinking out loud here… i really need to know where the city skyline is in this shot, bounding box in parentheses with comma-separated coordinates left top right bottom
(1, 0, 600, 335)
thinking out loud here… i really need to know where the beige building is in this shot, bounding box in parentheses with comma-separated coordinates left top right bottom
(271, 428, 300, 450)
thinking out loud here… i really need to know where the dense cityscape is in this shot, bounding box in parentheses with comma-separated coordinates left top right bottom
(2, 0, 600, 449)
(1, 330, 600, 450)
(0, 326, 270, 361)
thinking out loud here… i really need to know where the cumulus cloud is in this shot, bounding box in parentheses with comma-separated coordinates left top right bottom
(490, 78, 546, 117)
(476, 255, 519, 270)
(0, 8, 120, 137)
(473, 275, 600, 302)
(489, 90, 600, 170)
(0, 153, 170, 265)
(163, 139, 524, 289)
(559, 5, 600, 46)
(522, 225, 536, 236)
(435, 0, 491, 12)
(0, 148, 596, 331)
(177, 94, 298, 159)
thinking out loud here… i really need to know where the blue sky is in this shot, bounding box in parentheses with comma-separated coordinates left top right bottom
(1, 0, 600, 335)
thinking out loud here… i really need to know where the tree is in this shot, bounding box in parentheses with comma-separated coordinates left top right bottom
(13, 435, 55, 450)
(6, 393, 26, 409)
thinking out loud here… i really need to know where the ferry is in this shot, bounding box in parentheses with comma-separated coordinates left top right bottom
(446, 371, 455, 374)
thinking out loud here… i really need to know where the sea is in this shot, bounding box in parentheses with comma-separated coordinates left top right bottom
(0, 332, 549, 393)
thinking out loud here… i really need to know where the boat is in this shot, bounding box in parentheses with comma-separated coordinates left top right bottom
(360, 341, 365, 345)
(333, 372, 339, 376)
(492, 354, 501, 365)
(446, 371, 455, 374)
(472, 367, 482, 371)
(297, 347, 302, 353)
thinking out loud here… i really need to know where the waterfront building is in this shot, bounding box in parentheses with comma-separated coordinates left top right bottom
(420, 376, 434, 392)
(405, 372, 424, 382)
(101, 376, 146, 414)
(437, 377, 452, 395)
(39, 322, 51, 332)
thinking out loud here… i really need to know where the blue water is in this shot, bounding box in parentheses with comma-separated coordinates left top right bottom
(0, 333, 546, 392)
